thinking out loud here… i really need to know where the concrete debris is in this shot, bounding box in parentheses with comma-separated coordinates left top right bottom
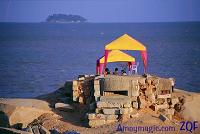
(38, 124, 51, 134)
(32, 125, 40, 134)
(70, 74, 180, 127)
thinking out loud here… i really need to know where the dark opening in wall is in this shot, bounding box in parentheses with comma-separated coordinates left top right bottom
(104, 91, 128, 96)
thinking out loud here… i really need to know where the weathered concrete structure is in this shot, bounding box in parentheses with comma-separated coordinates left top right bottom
(72, 74, 179, 127)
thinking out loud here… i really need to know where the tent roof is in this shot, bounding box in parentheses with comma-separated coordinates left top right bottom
(105, 34, 146, 51)
(99, 50, 135, 63)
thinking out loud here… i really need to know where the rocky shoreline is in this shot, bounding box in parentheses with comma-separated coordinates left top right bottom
(0, 75, 200, 134)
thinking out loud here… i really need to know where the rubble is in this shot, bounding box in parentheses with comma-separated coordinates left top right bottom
(71, 74, 181, 127)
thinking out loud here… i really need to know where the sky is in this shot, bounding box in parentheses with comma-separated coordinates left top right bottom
(0, 0, 200, 22)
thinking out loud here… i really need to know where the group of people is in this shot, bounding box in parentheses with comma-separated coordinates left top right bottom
(104, 67, 127, 75)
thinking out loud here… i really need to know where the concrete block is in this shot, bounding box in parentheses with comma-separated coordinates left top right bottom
(106, 115, 118, 120)
(131, 86, 140, 97)
(106, 119, 118, 124)
(131, 96, 138, 102)
(26, 126, 33, 133)
(138, 78, 146, 85)
(97, 101, 107, 108)
(130, 113, 139, 118)
(94, 80, 100, 85)
(39, 125, 50, 134)
(120, 108, 133, 114)
(157, 94, 171, 99)
(155, 104, 169, 111)
(32, 126, 40, 134)
(119, 114, 130, 122)
(132, 101, 139, 109)
(88, 113, 106, 120)
(123, 102, 132, 108)
(73, 85, 78, 92)
(89, 120, 106, 128)
(107, 102, 121, 108)
(150, 94, 156, 103)
(138, 96, 147, 109)
(94, 90, 100, 96)
(95, 108, 102, 113)
(94, 85, 100, 91)
(165, 108, 175, 115)
(171, 98, 179, 105)
(103, 108, 120, 115)
(73, 80, 78, 86)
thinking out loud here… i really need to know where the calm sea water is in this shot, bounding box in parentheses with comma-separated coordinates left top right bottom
(0, 22, 200, 98)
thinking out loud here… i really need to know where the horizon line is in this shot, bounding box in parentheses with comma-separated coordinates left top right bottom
(0, 20, 200, 23)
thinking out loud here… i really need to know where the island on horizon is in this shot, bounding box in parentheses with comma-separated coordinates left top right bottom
(46, 14, 87, 23)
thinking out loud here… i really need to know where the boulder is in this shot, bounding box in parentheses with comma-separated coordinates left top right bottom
(0, 99, 53, 128)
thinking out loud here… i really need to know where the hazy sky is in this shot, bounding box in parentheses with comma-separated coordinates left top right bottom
(0, 0, 200, 22)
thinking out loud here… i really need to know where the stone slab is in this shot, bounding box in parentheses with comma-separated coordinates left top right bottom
(88, 113, 106, 120)
(157, 94, 171, 99)
(120, 108, 133, 114)
(103, 108, 120, 115)
(132, 101, 139, 109)
(155, 104, 169, 111)
(89, 120, 106, 128)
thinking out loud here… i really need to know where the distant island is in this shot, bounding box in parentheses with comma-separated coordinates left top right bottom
(46, 14, 87, 23)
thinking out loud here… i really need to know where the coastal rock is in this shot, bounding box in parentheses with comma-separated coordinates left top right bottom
(0, 99, 53, 128)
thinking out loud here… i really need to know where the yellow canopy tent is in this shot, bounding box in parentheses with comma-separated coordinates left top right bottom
(96, 50, 135, 74)
(104, 34, 147, 73)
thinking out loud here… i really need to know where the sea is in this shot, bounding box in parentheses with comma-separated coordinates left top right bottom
(0, 22, 200, 98)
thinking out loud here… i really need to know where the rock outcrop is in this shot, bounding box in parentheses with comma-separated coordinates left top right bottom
(0, 99, 53, 128)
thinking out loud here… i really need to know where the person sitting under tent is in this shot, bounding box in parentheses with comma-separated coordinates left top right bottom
(121, 69, 127, 75)
(105, 68, 110, 75)
(113, 68, 119, 75)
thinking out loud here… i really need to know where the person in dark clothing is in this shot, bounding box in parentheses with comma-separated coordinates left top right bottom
(113, 68, 119, 75)
(105, 68, 110, 75)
